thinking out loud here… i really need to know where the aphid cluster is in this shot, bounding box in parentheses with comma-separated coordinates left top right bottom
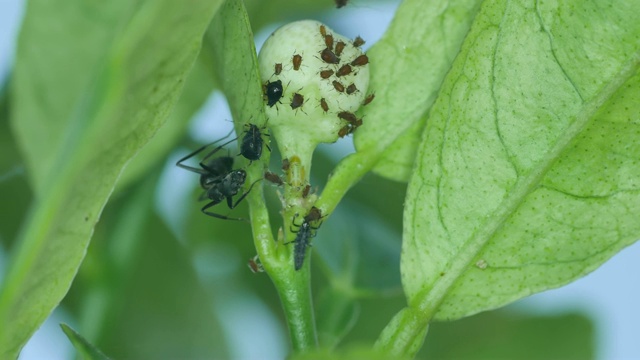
(254, 21, 372, 270)
(176, 124, 269, 221)
(314, 25, 373, 137)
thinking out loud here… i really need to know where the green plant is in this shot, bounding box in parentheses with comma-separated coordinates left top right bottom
(1, 0, 638, 358)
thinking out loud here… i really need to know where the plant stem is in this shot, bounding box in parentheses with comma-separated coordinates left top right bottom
(272, 267, 318, 351)
(246, 162, 318, 352)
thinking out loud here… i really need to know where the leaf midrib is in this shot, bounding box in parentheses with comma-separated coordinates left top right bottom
(413, 49, 640, 318)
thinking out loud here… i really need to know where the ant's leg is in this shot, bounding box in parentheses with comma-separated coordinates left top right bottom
(176, 133, 236, 173)
(229, 178, 263, 209)
(201, 201, 247, 222)
(200, 137, 237, 164)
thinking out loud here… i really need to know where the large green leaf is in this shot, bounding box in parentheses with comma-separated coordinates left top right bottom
(354, 0, 483, 182)
(0, 0, 223, 356)
(403, 0, 640, 324)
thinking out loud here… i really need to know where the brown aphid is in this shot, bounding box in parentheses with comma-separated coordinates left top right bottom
(274, 63, 282, 75)
(320, 69, 334, 79)
(335, 0, 348, 8)
(336, 64, 352, 77)
(338, 125, 350, 138)
(338, 111, 357, 124)
(304, 206, 323, 223)
(321, 48, 340, 64)
(292, 54, 302, 70)
(353, 36, 366, 47)
(332, 80, 345, 92)
(264, 171, 284, 186)
(324, 34, 334, 51)
(319, 25, 327, 37)
(346, 83, 357, 94)
(363, 93, 375, 106)
(282, 158, 290, 171)
(335, 41, 346, 56)
(248, 256, 264, 273)
(320, 98, 329, 112)
(302, 184, 311, 198)
(350, 54, 369, 66)
(291, 93, 304, 109)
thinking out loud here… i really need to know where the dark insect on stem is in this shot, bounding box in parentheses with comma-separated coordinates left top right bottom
(332, 80, 345, 92)
(321, 48, 340, 64)
(288, 207, 324, 270)
(176, 137, 260, 221)
(274, 63, 282, 75)
(336, 64, 352, 77)
(320, 69, 334, 79)
(324, 34, 334, 51)
(264, 80, 283, 107)
(282, 158, 290, 171)
(292, 54, 302, 71)
(240, 123, 270, 162)
(302, 184, 311, 198)
(304, 206, 323, 223)
(264, 171, 284, 186)
(290, 221, 315, 270)
(353, 36, 365, 47)
(290, 93, 304, 109)
(320, 98, 329, 113)
(319, 25, 327, 38)
(248, 256, 264, 273)
(346, 83, 357, 94)
(350, 54, 369, 66)
(335, 0, 348, 8)
(335, 41, 346, 56)
(363, 93, 375, 106)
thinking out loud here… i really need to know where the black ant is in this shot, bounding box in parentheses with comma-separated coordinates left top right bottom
(288, 207, 324, 270)
(176, 137, 260, 221)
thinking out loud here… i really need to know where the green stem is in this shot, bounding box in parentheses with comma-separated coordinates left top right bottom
(315, 149, 379, 216)
(272, 266, 318, 351)
(246, 160, 318, 352)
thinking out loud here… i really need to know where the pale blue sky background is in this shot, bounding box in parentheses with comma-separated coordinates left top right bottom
(1, 1, 639, 359)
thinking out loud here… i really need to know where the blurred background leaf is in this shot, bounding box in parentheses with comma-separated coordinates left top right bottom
(420, 309, 594, 360)
(0, 0, 223, 356)
(60, 324, 110, 360)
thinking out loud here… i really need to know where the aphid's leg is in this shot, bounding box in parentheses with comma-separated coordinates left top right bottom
(201, 201, 247, 222)
(229, 178, 263, 209)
